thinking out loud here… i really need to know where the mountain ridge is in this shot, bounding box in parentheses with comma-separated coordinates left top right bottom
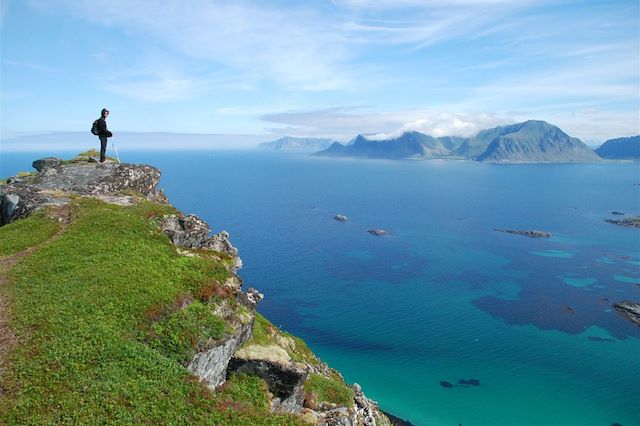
(314, 120, 603, 163)
(257, 136, 335, 151)
(595, 135, 640, 161)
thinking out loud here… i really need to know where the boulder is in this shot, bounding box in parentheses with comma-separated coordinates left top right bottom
(32, 157, 62, 172)
(227, 356, 309, 413)
(613, 301, 640, 325)
(187, 320, 254, 389)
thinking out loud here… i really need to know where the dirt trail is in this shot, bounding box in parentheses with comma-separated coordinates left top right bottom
(0, 205, 74, 390)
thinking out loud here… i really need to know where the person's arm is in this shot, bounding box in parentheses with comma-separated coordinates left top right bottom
(97, 118, 113, 137)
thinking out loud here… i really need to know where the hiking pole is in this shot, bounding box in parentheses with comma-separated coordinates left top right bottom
(112, 141, 121, 163)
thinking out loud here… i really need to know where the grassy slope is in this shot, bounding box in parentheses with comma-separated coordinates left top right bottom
(243, 313, 355, 406)
(0, 199, 304, 425)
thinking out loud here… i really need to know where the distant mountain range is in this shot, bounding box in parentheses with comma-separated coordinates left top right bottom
(595, 136, 640, 160)
(314, 120, 605, 163)
(257, 136, 335, 151)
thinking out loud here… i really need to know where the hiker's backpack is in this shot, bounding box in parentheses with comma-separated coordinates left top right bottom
(91, 119, 99, 135)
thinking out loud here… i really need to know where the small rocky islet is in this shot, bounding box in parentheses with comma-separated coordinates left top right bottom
(613, 301, 640, 326)
(605, 216, 640, 228)
(368, 229, 389, 236)
(494, 228, 552, 238)
(439, 378, 481, 389)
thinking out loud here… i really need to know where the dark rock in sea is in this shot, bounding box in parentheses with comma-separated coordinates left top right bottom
(563, 306, 576, 314)
(611, 211, 626, 215)
(439, 381, 454, 388)
(613, 301, 640, 326)
(587, 336, 616, 343)
(494, 228, 552, 238)
(605, 216, 640, 228)
(458, 378, 480, 386)
(611, 422, 624, 426)
(334, 214, 348, 222)
(368, 229, 389, 236)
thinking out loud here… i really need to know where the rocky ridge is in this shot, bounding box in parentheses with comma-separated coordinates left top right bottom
(0, 152, 393, 426)
(314, 120, 602, 163)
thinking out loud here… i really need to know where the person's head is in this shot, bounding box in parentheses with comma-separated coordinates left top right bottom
(101, 108, 110, 119)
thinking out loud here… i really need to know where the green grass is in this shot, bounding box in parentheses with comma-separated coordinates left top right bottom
(61, 149, 118, 164)
(147, 300, 226, 364)
(304, 373, 354, 406)
(0, 198, 305, 425)
(218, 373, 271, 412)
(0, 209, 61, 257)
(245, 313, 320, 366)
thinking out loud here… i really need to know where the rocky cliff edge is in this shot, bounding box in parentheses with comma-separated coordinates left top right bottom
(0, 151, 394, 426)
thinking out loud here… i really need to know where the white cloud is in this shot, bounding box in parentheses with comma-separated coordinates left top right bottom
(46, 0, 352, 91)
(261, 107, 512, 140)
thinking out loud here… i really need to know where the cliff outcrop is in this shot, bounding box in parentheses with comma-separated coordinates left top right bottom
(0, 151, 393, 425)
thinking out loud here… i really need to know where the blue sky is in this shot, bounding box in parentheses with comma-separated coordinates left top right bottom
(1, 0, 639, 148)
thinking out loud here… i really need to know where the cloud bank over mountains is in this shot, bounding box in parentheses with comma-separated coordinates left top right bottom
(2, 0, 638, 143)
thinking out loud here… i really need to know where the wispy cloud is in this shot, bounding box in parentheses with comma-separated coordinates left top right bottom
(2, 59, 58, 73)
(261, 107, 512, 140)
(45, 0, 352, 92)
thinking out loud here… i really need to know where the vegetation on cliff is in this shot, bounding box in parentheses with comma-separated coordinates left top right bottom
(0, 198, 303, 425)
(0, 153, 392, 425)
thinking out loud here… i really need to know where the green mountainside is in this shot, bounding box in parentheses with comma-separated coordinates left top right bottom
(315, 131, 450, 159)
(0, 151, 396, 426)
(315, 120, 602, 163)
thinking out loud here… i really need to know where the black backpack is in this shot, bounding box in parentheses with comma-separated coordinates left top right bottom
(91, 119, 99, 135)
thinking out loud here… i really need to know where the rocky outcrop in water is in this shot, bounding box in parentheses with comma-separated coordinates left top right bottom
(605, 216, 640, 228)
(613, 301, 640, 326)
(494, 229, 552, 238)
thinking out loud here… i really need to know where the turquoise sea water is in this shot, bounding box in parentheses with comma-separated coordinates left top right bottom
(2, 150, 640, 426)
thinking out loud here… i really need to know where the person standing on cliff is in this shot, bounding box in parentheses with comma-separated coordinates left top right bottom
(96, 108, 113, 163)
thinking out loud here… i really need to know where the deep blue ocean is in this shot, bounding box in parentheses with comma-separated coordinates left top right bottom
(2, 150, 640, 426)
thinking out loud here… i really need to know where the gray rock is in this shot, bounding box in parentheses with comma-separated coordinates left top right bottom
(187, 319, 253, 389)
(494, 229, 552, 238)
(334, 215, 348, 222)
(322, 407, 356, 426)
(237, 287, 264, 309)
(32, 157, 62, 172)
(368, 229, 388, 236)
(0, 161, 168, 225)
(605, 216, 640, 228)
(227, 357, 309, 413)
(613, 301, 640, 326)
(160, 214, 242, 269)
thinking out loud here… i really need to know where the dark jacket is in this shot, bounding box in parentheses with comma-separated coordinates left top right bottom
(97, 118, 113, 138)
